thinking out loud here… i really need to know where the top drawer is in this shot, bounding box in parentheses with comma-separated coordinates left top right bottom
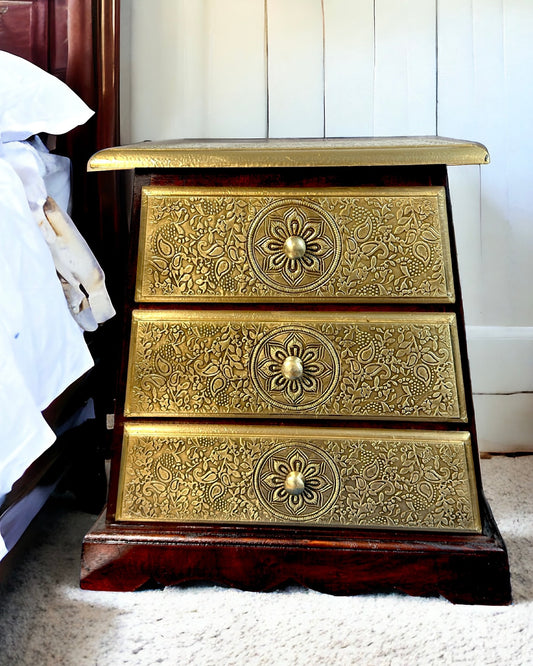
(135, 186, 455, 303)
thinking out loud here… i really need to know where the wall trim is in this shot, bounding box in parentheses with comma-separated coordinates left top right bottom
(466, 326, 533, 452)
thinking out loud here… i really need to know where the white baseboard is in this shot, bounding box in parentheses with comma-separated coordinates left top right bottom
(473, 394, 533, 453)
(466, 326, 533, 452)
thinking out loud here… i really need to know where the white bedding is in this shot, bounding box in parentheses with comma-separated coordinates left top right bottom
(0, 51, 111, 561)
(0, 151, 94, 499)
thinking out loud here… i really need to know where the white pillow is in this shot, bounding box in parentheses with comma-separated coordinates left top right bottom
(0, 51, 94, 142)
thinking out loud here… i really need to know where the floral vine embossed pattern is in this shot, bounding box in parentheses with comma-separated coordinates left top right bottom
(126, 312, 465, 421)
(117, 428, 479, 532)
(136, 187, 454, 302)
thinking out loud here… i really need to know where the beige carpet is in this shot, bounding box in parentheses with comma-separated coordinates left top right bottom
(0, 456, 531, 666)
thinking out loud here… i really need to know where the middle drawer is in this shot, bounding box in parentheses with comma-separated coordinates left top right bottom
(125, 310, 466, 422)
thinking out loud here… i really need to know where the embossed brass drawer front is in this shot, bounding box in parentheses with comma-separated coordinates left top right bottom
(136, 186, 454, 303)
(125, 310, 466, 421)
(116, 423, 481, 533)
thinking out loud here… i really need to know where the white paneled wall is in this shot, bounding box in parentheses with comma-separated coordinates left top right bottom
(122, 0, 267, 140)
(267, 0, 324, 137)
(373, 0, 436, 136)
(323, 0, 375, 136)
(120, 0, 533, 450)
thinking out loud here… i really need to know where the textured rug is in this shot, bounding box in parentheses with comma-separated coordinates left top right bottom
(0, 456, 531, 666)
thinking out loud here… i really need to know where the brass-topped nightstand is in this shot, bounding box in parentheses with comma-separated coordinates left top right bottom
(81, 137, 510, 604)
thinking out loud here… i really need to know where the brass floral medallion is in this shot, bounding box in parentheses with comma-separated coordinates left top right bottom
(250, 325, 341, 411)
(253, 442, 341, 521)
(247, 199, 342, 292)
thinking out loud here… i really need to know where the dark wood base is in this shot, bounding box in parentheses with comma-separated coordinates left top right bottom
(81, 494, 511, 605)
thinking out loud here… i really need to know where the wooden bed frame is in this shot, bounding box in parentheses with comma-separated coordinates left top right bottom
(0, 0, 122, 576)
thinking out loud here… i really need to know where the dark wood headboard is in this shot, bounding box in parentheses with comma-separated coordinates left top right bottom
(0, 3, 122, 565)
(0, 0, 126, 451)
(0, 0, 123, 291)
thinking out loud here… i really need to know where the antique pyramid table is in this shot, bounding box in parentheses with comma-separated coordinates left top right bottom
(81, 137, 511, 604)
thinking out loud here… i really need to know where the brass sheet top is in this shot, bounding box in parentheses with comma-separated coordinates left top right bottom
(88, 137, 489, 171)
(116, 422, 481, 533)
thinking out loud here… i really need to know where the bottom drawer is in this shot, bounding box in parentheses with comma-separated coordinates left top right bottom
(116, 423, 481, 533)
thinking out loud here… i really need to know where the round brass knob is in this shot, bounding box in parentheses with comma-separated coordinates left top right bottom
(283, 235, 307, 259)
(284, 470, 306, 495)
(280, 355, 304, 380)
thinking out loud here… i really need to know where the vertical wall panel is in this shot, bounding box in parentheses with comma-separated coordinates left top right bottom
(501, 0, 533, 325)
(128, 0, 206, 142)
(267, 0, 324, 137)
(439, 0, 533, 327)
(204, 0, 267, 137)
(373, 0, 436, 136)
(470, 0, 514, 326)
(323, 0, 375, 137)
(437, 0, 533, 452)
(437, 0, 478, 138)
(437, 0, 483, 326)
(127, 0, 266, 143)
